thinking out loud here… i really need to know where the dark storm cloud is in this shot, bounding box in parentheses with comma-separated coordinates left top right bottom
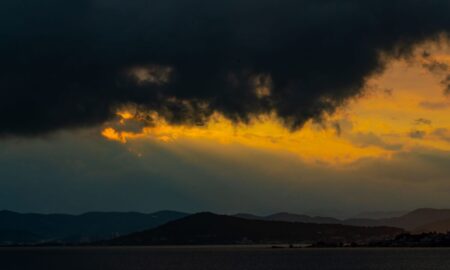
(1, 0, 450, 136)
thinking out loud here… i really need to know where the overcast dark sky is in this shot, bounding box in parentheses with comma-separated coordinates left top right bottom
(2, 0, 450, 136)
(1, 0, 450, 216)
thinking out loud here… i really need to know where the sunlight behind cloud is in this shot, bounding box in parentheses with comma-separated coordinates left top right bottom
(102, 40, 450, 165)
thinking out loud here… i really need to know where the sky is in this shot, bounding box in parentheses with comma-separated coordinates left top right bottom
(1, 0, 450, 217)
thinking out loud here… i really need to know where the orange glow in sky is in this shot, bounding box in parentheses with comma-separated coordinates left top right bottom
(102, 41, 450, 165)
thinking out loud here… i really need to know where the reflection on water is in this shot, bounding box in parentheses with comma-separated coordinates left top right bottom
(1, 247, 450, 270)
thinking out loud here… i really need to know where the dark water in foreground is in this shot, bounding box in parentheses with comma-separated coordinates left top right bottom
(1, 247, 450, 270)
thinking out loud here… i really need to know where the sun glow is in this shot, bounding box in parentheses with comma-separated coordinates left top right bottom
(102, 42, 450, 165)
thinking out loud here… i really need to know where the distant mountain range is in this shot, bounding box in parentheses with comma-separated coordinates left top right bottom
(352, 210, 409, 220)
(414, 219, 450, 234)
(107, 212, 403, 246)
(0, 210, 188, 245)
(3, 208, 450, 246)
(235, 208, 450, 232)
(346, 208, 450, 230)
(234, 212, 342, 224)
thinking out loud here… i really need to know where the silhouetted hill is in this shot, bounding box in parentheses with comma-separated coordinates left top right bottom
(385, 208, 450, 230)
(233, 213, 265, 220)
(413, 218, 450, 234)
(3, 208, 448, 245)
(0, 229, 41, 244)
(108, 212, 403, 245)
(345, 208, 450, 231)
(266, 212, 341, 224)
(352, 210, 408, 219)
(0, 210, 188, 245)
(343, 218, 383, 227)
(234, 212, 341, 224)
(235, 209, 450, 232)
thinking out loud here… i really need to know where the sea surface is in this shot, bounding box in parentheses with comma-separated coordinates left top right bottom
(1, 246, 450, 270)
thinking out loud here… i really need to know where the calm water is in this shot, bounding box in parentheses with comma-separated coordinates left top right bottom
(1, 247, 450, 270)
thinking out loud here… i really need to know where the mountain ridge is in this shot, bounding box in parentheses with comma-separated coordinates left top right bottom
(4, 208, 450, 245)
(0, 210, 188, 245)
(107, 212, 403, 246)
(235, 208, 450, 232)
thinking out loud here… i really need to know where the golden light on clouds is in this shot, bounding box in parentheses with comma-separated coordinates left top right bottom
(102, 41, 450, 165)
(101, 127, 124, 143)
